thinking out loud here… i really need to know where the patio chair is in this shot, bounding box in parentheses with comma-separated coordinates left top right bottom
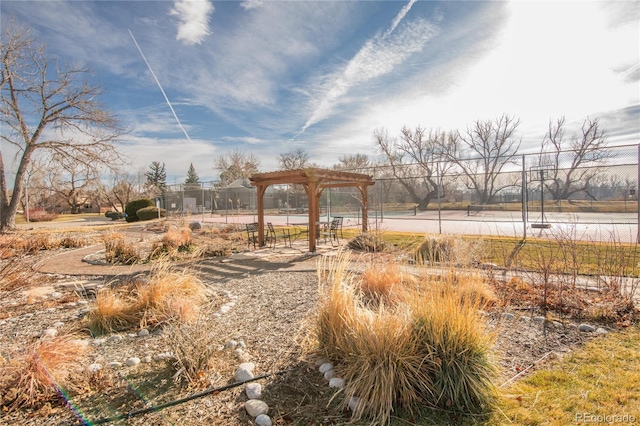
(245, 222, 259, 248)
(321, 217, 342, 247)
(266, 222, 292, 248)
(332, 216, 344, 239)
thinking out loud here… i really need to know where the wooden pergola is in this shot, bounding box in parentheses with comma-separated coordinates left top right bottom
(249, 168, 375, 252)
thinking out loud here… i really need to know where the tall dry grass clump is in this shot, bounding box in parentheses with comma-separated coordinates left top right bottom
(86, 265, 208, 335)
(137, 265, 208, 326)
(416, 234, 484, 266)
(0, 335, 87, 410)
(315, 251, 497, 424)
(102, 232, 140, 264)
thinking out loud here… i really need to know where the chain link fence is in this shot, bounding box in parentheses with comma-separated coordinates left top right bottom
(157, 144, 638, 236)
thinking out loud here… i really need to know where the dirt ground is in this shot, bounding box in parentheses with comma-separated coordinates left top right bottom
(0, 225, 613, 425)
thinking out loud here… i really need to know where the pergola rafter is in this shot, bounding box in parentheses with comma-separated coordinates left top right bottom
(249, 168, 375, 252)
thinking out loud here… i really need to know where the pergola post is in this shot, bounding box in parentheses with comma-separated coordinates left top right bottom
(256, 185, 266, 246)
(305, 180, 319, 252)
(359, 184, 368, 232)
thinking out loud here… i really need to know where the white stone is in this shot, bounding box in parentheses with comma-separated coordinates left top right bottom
(245, 383, 262, 399)
(107, 362, 122, 368)
(41, 328, 57, 338)
(109, 335, 123, 343)
(533, 316, 546, 323)
(142, 355, 152, 363)
(596, 327, 609, 334)
(237, 340, 246, 348)
(87, 363, 102, 373)
(239, 362, 255, 372)
(233, 349, 244, 357)
(50, 291, 63, 299)
(255, 414, 272, 426)
(212, 313, 221, 319)
(235, 363, 255, 382)
(578, 323, 596, 332)
(53, 321, 65, 328)
(77, 300, 89, 305)
(46, 308, 57, 313)
(329, 378, 345, 388)
(93, 338, 106, 346)
(245, 400, 269, 417)
(225, 340, 238, 349)
(125, 357, 141, 366)
(323, 369, 334, 380)
(219, 305, 231, 314)
(502, 313, 515, 320)
(319, 362, 333, 374)
(138, 329, 150, 337)
(348, 396, 360, 411)
(154, 352, 173, 361)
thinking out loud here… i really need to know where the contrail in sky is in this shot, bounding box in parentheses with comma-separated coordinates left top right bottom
(128, 29, 192, 142)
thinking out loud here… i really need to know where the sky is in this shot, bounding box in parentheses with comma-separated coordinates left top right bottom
(1, 0, 639, 184)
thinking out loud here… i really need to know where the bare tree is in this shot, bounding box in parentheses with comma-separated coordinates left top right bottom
(375, 127, 452, 211)
(215, 149, 260, 187)
(278, 148, 316, 170)
(333, 153, 371, 173)
(439, 114, 521, 204)
(0, 21, 124, 231)
(46, 154, 100, 214)
(99, 169, 141, 213)
(539, 116, 612, 201)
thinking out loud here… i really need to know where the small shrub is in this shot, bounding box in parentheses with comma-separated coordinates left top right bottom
(359, 263, 410, 303)
(136, 206, 166, 221)
(105, 211, 124, 220)
(0, 335, 87, 410)
(348, 231, 385, 252)
(26, 209, 58, 222)
(149, 227, 195, 258)
(125, 198, 154, 222)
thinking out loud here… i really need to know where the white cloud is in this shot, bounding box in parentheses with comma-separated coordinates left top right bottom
(299, 2, 438, 133)
(170, 0, 214, 45)
(240, 0, 264, 11)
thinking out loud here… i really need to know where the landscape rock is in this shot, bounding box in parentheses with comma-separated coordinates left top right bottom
(245, 400, 269, 417)
(348, 396, 360, 411)
(502, 313, 515, 320)
(225, 339, 238, 349)
(578, 323, 596, 332)
(255, 414, 272, 426)
(329, 378, 345, 388)
(87, 363, 102, 373)
(245, 383, 262, 399)
(41, 328, 57, 338)
(125, 357, 141, 366)
(137, 329, 150, 337)
(596, 327, 609, 334)
(323, 370, 334, 380)
(107, 362, 122, 368)
(319, 362, 333, 374)
(235, 363, 256, 382)
(109, 335, 123, 343)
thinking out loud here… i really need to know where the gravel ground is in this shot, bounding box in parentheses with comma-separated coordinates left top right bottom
(0, 237, 603, 425)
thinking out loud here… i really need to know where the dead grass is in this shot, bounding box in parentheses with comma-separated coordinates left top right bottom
(315, 251, 497, 425)
(164, 301, 226, 388)
(86, 265, 208, 335)
(101, 232, 141, 264)
(0, 335, 88, 411)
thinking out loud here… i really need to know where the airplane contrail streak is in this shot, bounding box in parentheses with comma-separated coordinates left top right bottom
(128, 29, 192, 142)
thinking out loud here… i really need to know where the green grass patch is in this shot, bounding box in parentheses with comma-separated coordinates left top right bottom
(495, 324, 640, 425)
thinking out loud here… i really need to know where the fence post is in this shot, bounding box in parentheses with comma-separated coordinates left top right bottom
(637, 144, 639, 243)
(522, 154, 527, 240)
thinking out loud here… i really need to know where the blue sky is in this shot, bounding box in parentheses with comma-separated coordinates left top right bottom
(2, 0, 639, 184)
